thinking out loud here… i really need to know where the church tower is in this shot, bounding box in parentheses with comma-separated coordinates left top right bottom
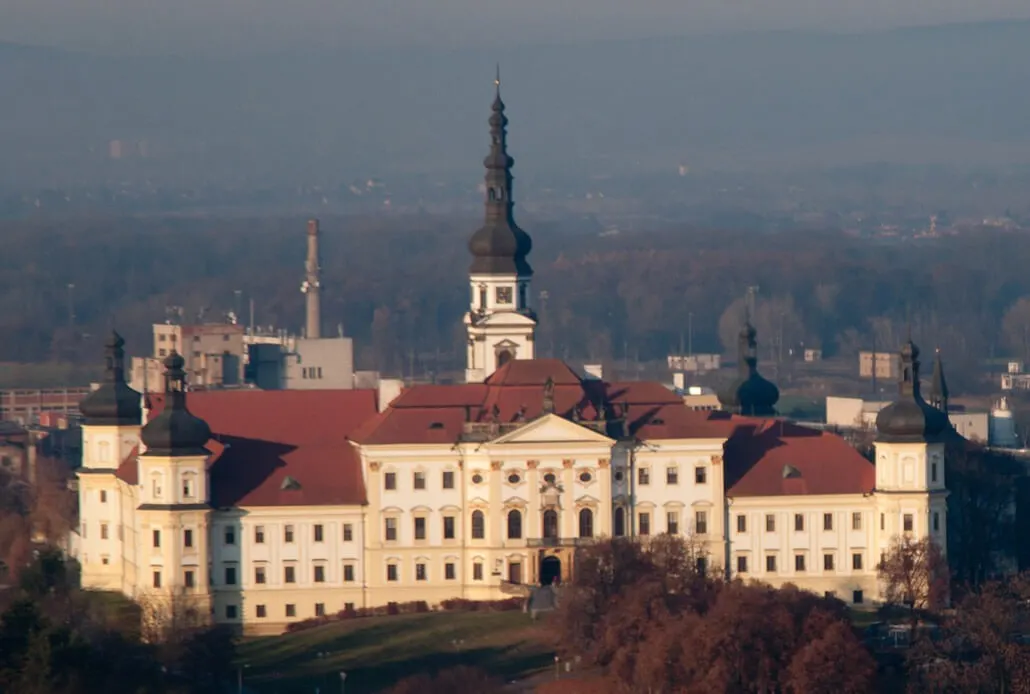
(136, 352, 213, 626)
(872, 338, 950, 557)
(464, 68, 537, 383)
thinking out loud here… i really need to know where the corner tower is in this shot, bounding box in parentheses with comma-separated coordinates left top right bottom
(136, 352, 213, 621)
(872, 338, 950, 555)
(464, 68, 537, 383)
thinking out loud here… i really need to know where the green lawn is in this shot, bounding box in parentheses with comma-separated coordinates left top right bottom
(236, 611, 555, 693)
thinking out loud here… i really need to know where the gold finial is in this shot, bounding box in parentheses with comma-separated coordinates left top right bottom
(495, 63, 501, 91)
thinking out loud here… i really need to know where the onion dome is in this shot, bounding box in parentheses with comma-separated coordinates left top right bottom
(468, 68, 533, 276)
(875, 338, 951, 442)
(719, 321, 779, 416)
(140, 351, 211, 456)
(79, 332, 142, 426)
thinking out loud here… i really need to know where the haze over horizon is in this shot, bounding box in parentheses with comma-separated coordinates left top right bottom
(5, 1, 1030, 55)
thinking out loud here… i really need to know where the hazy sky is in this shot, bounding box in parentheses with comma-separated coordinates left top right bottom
(5, 0, 1030, 55)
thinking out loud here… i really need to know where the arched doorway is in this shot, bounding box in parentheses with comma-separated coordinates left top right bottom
(540, 555, 561, 586)
(497, 349, 514, 367)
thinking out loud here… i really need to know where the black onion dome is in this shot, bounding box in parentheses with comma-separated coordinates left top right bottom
(140, 352, 211, 456)
(79, 332, 142, 426)
(875, 338, 950, 442)
(737, 373, 780, 416)
(718, 319, 779, 416)
(468, 75, 533, 276)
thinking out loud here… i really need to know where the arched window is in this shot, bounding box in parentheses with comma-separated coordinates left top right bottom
(471, 510, 485, 539)
(543, 510, 559, 539)
(507, 509, 522, 539)
(579, 508, 594, 538)
(614, 507, 626, 537)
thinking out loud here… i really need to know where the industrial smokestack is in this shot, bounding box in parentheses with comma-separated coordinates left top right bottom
(301, 218, 322, 339)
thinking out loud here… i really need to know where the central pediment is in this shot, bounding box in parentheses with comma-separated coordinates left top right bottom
(490, 413, 614, 445)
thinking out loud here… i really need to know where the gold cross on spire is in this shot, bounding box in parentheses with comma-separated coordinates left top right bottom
(495, 63, 501, 91)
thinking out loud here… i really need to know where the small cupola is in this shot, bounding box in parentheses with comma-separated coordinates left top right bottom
(875, 338, 950, 443)
(140, 352, 212, 456)
(79, 331, 142, 426)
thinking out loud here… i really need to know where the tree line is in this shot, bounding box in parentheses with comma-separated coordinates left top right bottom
(3, 215, 1030, 387)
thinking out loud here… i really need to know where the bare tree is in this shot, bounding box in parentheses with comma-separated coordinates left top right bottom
(877, 535, 950, 630)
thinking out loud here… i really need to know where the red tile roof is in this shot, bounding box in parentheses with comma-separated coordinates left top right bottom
(724, 419, 875, 497)
(351, 359, 684, 446)
(130, 389, 378, 507)
(116, 446, 140, 485)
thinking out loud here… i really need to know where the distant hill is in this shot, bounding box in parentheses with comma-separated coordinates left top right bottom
(2, 21, 1030, 188)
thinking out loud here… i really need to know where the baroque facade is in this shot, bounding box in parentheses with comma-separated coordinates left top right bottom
(74, 81, 951, 633)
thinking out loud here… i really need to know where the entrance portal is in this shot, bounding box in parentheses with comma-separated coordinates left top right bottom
(540, 555, 561, 586)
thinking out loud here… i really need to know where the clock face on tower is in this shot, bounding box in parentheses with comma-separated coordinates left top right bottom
(495, 286, 513, 305)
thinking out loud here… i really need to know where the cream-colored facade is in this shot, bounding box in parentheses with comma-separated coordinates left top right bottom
(77, 398, 952, 632)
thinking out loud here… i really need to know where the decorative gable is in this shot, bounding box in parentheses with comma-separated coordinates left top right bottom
(491, 413, 614, 446)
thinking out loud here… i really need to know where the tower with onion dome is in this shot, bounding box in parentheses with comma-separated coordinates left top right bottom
(464, 68, 537, 383)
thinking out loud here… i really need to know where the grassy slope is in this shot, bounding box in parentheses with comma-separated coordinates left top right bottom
(236, 611, 555, 693)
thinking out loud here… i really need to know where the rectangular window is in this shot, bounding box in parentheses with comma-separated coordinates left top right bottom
(823, 513, 833, 531)
(766, 555, 777, 573)
(343, 524, 353, 542)
(823, 554, 835, 571)
(184, 570, 195, 588)
(795, 554, 807, 572)
(853, 590, 864, 604)
(284, 525, 294, 543)
(225, 566, 237, 585)
(256, 605, 267, 618)
(224, 527, 235, 545)
(255, 566, 266, 584)
(852, 553, 863, 571)
(284, 566, 296, 583)
(183, 529, 193, 548)
(794, 514, 805, 532)
(314, 565, 325, 583)
(638, 512, 651, 536)
(182, 478, 193, 498)
(285, 604, 296, 618)
(443, 516, 456, 540)
(413, 471, 426, 490)
(695, 510, 708, 535)
(667, 511, 679, 535)
(344, 602, 355, 612)
(100, 490, 107, 503)
(387, 564, 398, 582)
(933, 512, 940, 532)
(695, 466, 707, 484)
(737, 556, 748, 574)
(903, 514, 914, 532)
(638, 468, 650, 486)
(101, 523, 109, 540)
(385, 518, 397, 541)
(931, 462, 938, 483)
(416, 563, 427, 581)
(881, 513, 885, 531)
(384, 472, 396, 490)
(414, 517, 426, 540)
(343, 564, 355, 582)
(766, 514, 776, 532)
(666, 467, 679, 485)
(225, 605, 237, 620)
(152, 529, 161, 548)
(315, 603, 326, 617)
(255, 526, 265, 544)
(443, 471, 455, 489)
(445, 562, 456, 580)
(473, 562, 484, 581)
(852, 512, 862, 530)
(737, 514, 747, 533)
(153, 570, 162, 589)
(314, 524, 324, 542)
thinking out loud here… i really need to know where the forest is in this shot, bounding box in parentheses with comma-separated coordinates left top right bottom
(2, 214, 1030, 387)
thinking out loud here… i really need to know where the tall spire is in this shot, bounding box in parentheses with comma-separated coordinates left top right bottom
(929, 347, 949, 413)
(468, 67, 532, 276)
